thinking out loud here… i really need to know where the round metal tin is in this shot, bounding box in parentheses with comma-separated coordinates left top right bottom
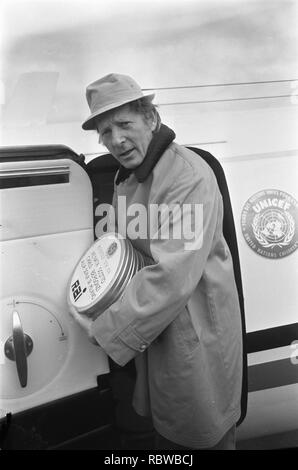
(68, 232, 146, 318)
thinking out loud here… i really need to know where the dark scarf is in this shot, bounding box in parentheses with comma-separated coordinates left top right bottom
(115, 124, 176, 185)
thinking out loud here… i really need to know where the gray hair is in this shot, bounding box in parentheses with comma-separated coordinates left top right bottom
(128, 97, 161, 133)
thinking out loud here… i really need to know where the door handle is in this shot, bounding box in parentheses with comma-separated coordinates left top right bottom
(4, 310, 33, 387)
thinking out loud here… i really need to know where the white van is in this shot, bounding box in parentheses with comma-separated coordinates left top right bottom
(0, 144, 297, 450)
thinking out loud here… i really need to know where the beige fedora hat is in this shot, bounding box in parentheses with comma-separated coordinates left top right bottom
(82, 73, 155, 130)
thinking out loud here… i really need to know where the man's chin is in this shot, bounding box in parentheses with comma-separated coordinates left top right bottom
(121, 161, 139, 170)
(120, 154, 143, 169)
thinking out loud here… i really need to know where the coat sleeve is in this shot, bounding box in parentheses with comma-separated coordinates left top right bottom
(90, 156, 222, 365)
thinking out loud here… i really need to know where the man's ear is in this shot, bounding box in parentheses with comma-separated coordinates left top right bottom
(150, 112, 158, 132)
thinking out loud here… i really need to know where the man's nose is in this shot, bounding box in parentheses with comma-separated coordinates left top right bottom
(111, 128, 126, 146)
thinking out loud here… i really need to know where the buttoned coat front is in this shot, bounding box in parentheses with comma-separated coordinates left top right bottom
(91, 142, 243, 448)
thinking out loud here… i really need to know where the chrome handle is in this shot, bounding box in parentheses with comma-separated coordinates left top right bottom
(4, 311, 33, 387)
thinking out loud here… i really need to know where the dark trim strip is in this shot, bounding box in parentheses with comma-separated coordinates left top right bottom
(248, 358, 298, 392)
(246, 323, 298, 354)
(0, 173, 69, 189)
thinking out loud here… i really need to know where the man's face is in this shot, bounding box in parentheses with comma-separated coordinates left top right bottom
(95, 104, 156, 169)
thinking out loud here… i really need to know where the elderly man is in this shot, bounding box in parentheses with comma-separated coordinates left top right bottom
(70, 73, 243, 450)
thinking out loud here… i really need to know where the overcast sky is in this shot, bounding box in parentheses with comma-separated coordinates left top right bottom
(1, 0, 297, 125)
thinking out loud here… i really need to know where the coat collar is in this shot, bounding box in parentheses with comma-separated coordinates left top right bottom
(115, 124, 176, 185)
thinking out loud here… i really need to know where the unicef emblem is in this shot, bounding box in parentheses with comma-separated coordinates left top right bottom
(241, 189, 298, 258)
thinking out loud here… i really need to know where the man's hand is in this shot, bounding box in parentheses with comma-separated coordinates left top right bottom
(68, 303, 98, 345)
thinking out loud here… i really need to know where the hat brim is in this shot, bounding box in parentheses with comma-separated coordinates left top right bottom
(82, 92, 155, 131)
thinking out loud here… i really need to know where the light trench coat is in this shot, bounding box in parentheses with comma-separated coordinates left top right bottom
(91, 142, 243, 448)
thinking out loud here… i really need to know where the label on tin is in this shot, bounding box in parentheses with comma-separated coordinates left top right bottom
(69, 236, 122, 311)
